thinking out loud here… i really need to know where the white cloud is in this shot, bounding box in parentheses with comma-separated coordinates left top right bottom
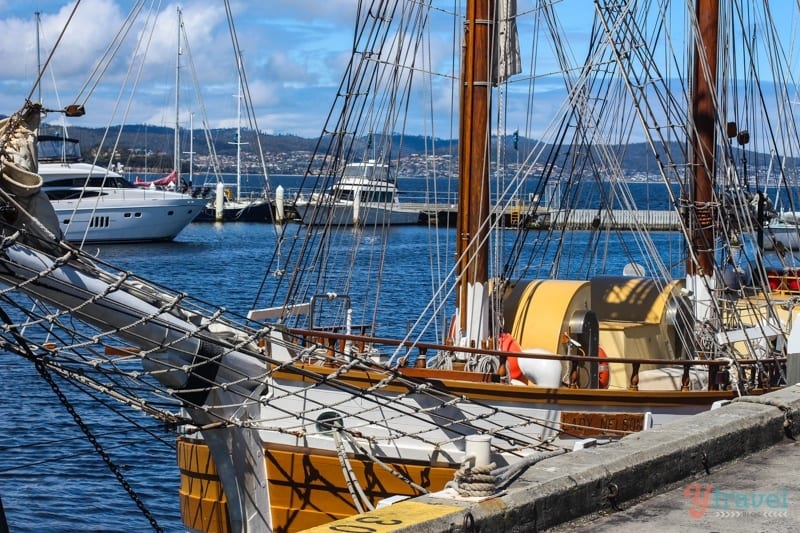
(0, 0, 703, 143)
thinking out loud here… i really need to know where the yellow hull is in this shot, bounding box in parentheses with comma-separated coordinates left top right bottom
(175, 277, 788, 532)
(178, 438, 456, 532)
(176, 365, 780, 532)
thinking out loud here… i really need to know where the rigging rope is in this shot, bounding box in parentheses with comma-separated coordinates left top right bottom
(333, 429, 374, 513)
(0, 307, 163, 532)
(341, 431, 429, 495)
(33, 359, 164, 533)
(26, 1, 82, 105)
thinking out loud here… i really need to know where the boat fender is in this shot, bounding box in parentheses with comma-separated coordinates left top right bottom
(598, 346, 610, 389)
(275, 185, 285, 222)
(517, 349, 562, 388)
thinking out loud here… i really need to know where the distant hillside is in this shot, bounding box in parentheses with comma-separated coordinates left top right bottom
(35, 123, 464, 174)
(37, 122, 320, 172)
(38, 123, 440, 158)
(16, 119, 776, 177)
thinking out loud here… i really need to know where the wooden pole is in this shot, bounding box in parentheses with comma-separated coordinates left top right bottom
(689, 0, 719, 276)
(456, 0, 492, 339)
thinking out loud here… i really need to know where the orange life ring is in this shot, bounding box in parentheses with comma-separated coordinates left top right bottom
(598, 346, 610, 389)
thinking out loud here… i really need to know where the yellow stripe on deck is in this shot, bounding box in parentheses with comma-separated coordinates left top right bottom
(301, 501, 463, 532)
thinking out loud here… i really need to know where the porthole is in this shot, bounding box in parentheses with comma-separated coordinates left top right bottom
(315, 411, 343, 434)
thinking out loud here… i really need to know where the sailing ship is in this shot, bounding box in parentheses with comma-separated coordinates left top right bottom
(294, 159, 420, 226)
(164, 0, 800, 529)
(0, 0, 799, 531)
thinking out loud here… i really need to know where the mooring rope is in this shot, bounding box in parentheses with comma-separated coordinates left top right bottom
(446, 448, 568, 497)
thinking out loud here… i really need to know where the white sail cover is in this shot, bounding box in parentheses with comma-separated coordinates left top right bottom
(0, 104, 63, 244)
(493, 0, 522, 85)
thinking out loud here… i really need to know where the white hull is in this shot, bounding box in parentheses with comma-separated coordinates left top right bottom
(297, 160, 419, 226)
(40, 161, 203, 243)
(52, 193, 205, 243)
(259, 374, 701, 464)
(296, 201, 420, 226)
(763, 222, 800, 251)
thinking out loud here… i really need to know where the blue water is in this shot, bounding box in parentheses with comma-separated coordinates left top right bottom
(0, 222, 459, 531)
(0, 179, 714, 531)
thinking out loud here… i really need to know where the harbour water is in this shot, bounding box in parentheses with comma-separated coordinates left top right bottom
(0, 179, 766, 531)
(1, 222, 467, 531)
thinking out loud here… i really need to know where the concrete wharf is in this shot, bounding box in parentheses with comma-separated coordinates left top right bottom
(562, 437, 799, 532)
(403, 202, 680, 230)
(279, 197, 680, 230)
(303, 384, 800, 533)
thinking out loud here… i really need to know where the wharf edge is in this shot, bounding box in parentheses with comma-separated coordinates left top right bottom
(272, 186, 681, 229)
(279, 200, 681, 230)
(387, 205, 679, 230)
(303, 384, 800, 532)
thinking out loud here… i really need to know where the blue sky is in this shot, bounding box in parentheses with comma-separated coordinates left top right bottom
(1, 1, 795, 145)
(0, 0, 603, 140)
(0, 0, 377, 137)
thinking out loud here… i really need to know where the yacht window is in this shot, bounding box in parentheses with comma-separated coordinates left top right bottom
(89, 216, 110, 228)
(335, 190, 354, 202)
(38, 136, 81, 162)
(45, 190, 106, 200)
(45, 177, 134, 189)
(361, 190, 393, 203)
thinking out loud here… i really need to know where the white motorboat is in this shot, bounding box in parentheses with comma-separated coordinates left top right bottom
(761, 212, 800, 252)
(38, 135, 204, 244)
(295, 160, 420, 226)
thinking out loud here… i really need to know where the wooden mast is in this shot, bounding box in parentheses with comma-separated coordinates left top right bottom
(689, 0, 719, 277)
(456, 0, 492, 344)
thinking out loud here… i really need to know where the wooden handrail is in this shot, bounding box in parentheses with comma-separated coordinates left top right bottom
(285, 327, 785, 369)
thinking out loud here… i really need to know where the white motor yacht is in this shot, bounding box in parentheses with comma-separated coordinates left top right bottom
(38, 135, 204, 243)
(294, 160, 420, 226)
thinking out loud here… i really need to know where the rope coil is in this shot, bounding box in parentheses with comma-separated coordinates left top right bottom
(447, 462, 498, 497)
(446, 448, 568, 498)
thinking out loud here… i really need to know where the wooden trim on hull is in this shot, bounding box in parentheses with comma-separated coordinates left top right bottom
(177, 438, 456, 533)
(273, 363, 772, 408)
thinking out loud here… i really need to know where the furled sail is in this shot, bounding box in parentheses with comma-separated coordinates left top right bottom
(0, 103, 62, 244)
(493, 0, 522, 85)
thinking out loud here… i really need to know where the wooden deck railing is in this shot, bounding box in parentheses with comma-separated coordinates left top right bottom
(285, 327, 786, 393)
